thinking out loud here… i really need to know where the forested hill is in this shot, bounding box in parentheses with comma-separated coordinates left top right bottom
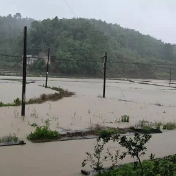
(90, 19, 176, 62)
(0, 14, 176, 78)
(0, 13, 33, 52)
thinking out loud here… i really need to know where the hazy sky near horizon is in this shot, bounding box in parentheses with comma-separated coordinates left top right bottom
(0, 0, 176, 44)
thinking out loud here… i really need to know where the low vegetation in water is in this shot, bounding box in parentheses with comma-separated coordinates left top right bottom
(30, 123, 38, 127)
(141, 126, 153, 131)
(163, 122, 176, 130)
(137, 120, 163, 131)
(27, 120, 60, 141)
(0, 98, 21, 107)
(82, 132, 151, 174)
(121, 115, 130, 122)
(88, 123, 105, 133)
(154, 102, 163, 107)
(0, 134, 18, 143)
(88, 123, 121, 136)
(96, 128, 118, 137)
(96, 158, 176, 176)
(0, 87, 75, 107)
(138, 120, 176, 131)
(82, 130, 176, 176)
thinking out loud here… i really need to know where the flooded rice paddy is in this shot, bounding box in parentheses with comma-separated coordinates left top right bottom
(0, 76, 176, 176)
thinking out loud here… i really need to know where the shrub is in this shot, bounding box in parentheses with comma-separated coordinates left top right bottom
(118, 133, 151, 175)
(163, 122, 176, 130)
(27, 123, 60, 141)
(82, 132, 151, 175)
(14, 98, 21, 105)
(96, 159, 176, 176)
(121, 115, 130, 122)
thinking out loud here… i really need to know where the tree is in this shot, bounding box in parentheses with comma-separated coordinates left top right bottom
(14, 13, 21, 19)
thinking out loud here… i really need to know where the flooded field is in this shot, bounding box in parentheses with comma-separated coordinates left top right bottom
(0, 76, 176, 176)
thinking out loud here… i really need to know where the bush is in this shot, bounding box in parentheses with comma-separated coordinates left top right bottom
(163, 122, 176, 130)
(82, 132, 151, 175)
(14, 98, 21, 105)
(27, 125, 60, 141)
(121, 115, 130, 122)
(97, 159, 176, 176)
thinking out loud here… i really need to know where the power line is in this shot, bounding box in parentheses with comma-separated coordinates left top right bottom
(1, 53, 176, 69)
(0, 53, 21, 58)
(63, 0, 77, 18)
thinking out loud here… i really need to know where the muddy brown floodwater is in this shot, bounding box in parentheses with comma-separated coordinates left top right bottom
(0, 76, 176, 176)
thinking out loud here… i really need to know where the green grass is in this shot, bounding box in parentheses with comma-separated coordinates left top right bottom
(0, 87, 75, 107)
(0, 134, 18, 143)
(163, 122, 176, 130)
(121, 115, 130, 122)
(142, 126, 153, 131)
(27, 125, 60, 141)
(96, 158, 176, 176)
(96, 128, 118, 136)
(137, 120, 176, 131)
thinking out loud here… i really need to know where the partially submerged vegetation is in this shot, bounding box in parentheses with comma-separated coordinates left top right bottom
(0, 134, 18, 143)
(26, 118, 176, 143)
(121, 115, 130, 122)
(96, 157, 176, 176)
(0, 134, 25, 146)
(0, 86, 75, 107)
(82, 132, 151, 175)
(82, 131, 176, 176)
(136, 120, 176, 131)
(27, 120, 60, 142)
(163, 122, 176, 130)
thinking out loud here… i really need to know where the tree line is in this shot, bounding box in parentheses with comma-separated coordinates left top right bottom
(0, 13, 176, 78)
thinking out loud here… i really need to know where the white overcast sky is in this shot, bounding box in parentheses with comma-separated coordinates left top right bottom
(0, 0, 176, 44)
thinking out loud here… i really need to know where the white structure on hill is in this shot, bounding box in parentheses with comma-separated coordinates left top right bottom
(26, 55, 38, 65)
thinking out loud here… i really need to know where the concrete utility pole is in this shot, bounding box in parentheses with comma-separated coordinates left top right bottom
(103, 52, 107, 98)
(45, 48, 50, 88)
(21, 26, 27, 116)
(169, 67, 172, 86)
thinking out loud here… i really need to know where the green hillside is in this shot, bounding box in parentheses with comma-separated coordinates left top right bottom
(0, 14, 176, 78)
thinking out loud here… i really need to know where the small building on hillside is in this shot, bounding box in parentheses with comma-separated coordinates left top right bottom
(22, 55, 38, 65)
(26, 55, 38, 65)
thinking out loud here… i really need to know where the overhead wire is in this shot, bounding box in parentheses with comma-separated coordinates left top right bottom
(63, 0, 77, 18)
(0, 52, 175, 68)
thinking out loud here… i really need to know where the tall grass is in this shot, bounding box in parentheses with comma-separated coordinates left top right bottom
(0, 87, 75, 107)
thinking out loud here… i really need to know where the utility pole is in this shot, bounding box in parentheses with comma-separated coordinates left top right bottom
(45, 48, 50, 88)
(21, 26, 27, 116)
(169, 67, 172, 86)
(103, 52, 107, 98)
